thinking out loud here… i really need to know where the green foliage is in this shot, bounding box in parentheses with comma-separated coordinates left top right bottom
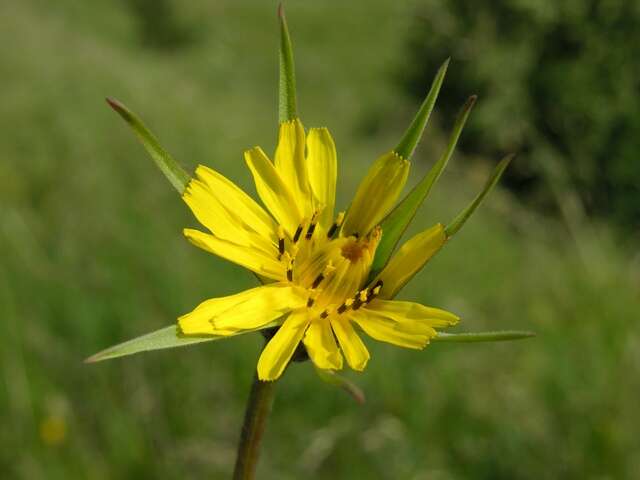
(403, 0, 640, 228)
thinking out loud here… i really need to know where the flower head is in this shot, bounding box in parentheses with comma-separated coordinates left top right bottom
(178, 118, 458, 380)
(90, 5, 525, 378)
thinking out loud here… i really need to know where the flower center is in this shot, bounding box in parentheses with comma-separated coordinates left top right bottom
(341, 238, 366, 262)
(282, 215, 382, 317)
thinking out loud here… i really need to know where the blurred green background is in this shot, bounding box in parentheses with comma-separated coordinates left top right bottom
(1, 1, 638, 479)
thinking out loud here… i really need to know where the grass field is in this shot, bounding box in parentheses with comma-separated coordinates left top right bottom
(1, 1, 639, 478)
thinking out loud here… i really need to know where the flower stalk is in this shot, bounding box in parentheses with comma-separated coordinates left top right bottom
(233, 372, 277, 480)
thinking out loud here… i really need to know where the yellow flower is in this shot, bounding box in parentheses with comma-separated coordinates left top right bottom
(178, 118, 458, 381)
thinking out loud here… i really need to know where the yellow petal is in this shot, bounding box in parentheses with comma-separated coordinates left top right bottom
(350, 309, 434, 349)
(193, 165, 278, 240)
(183, 178, 274, 256)
(244, 146, 302, 236)
(331, 316, 370, 371)
(376, 223, 447, 299)
(258, 311, 310, 381)
(366, 299, 459, 328)
(306, 127, 337, 228)
(303, 318, 343, 370)
(274, 119, 312, 216)
(342, 151, 409, 237)
(184, 228, 284, 280)
(178, 283, 305, 335)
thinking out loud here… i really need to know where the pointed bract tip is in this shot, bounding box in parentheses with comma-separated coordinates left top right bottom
(105, 97, 122, 111)
(84, 354, 98, 364)
(105, 97, 134, 123)
(277, 2, 285, 20)
(495, 153, 516, 172)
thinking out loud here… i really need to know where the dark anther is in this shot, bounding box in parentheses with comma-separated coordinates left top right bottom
(352, 298, 363, 310)
(320, 311, 329, 319)
(287, 269, 293, 282)
(327, 223, 338, 238)
(337, 303, 347, 314)
(311, 273, 324, 289)
(293, 225, 303, 243)
(278, 238, 285, 256)
(305, 222, 317, 240)
(307, 297, 315, 307)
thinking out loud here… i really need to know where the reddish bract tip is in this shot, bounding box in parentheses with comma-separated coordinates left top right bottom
(105, 97, 124, 112)
(83, 354, 98, 364)
(277, 2, 285, 20)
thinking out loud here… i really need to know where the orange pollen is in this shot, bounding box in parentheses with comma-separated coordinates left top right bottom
(341, 240, 365, 262)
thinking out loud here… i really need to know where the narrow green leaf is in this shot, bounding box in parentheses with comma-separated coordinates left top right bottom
(106, 98, 191, 194)
(278, 4, 297, 123)
(314, 367, 366, 405)
(433, 330, 536, 343)
(445, 154, 514, 237)
(370, 95, 477, 279)
(85, 322, 278, 363)
(394, 58, 450, 159)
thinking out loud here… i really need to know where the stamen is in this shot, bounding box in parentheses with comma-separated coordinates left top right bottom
(352, 293, 365, 310)
(320, 306, 335, 319)
(293, 224, 304, 243)
(336, 298, 354, 314)
(311, 262, 335, 289)
(277, 226, 285, 259)
(307, 290, 319, 307)
(305, 210, 320, 240)
(327, 211, 345, 238)
(367, 281, 383, 302)
(305, 223, 317, 240)
(284, 252, 295, 282)
(349, 281, 384, 311)
(368, 225, 382, 242)
(311, 273, 324, 289)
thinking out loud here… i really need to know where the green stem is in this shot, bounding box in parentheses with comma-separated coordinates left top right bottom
(232, 373, 277, 480)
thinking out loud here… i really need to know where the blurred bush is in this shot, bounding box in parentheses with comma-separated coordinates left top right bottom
(403, 0, 640, 229)
(125, 0, 198, 50)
